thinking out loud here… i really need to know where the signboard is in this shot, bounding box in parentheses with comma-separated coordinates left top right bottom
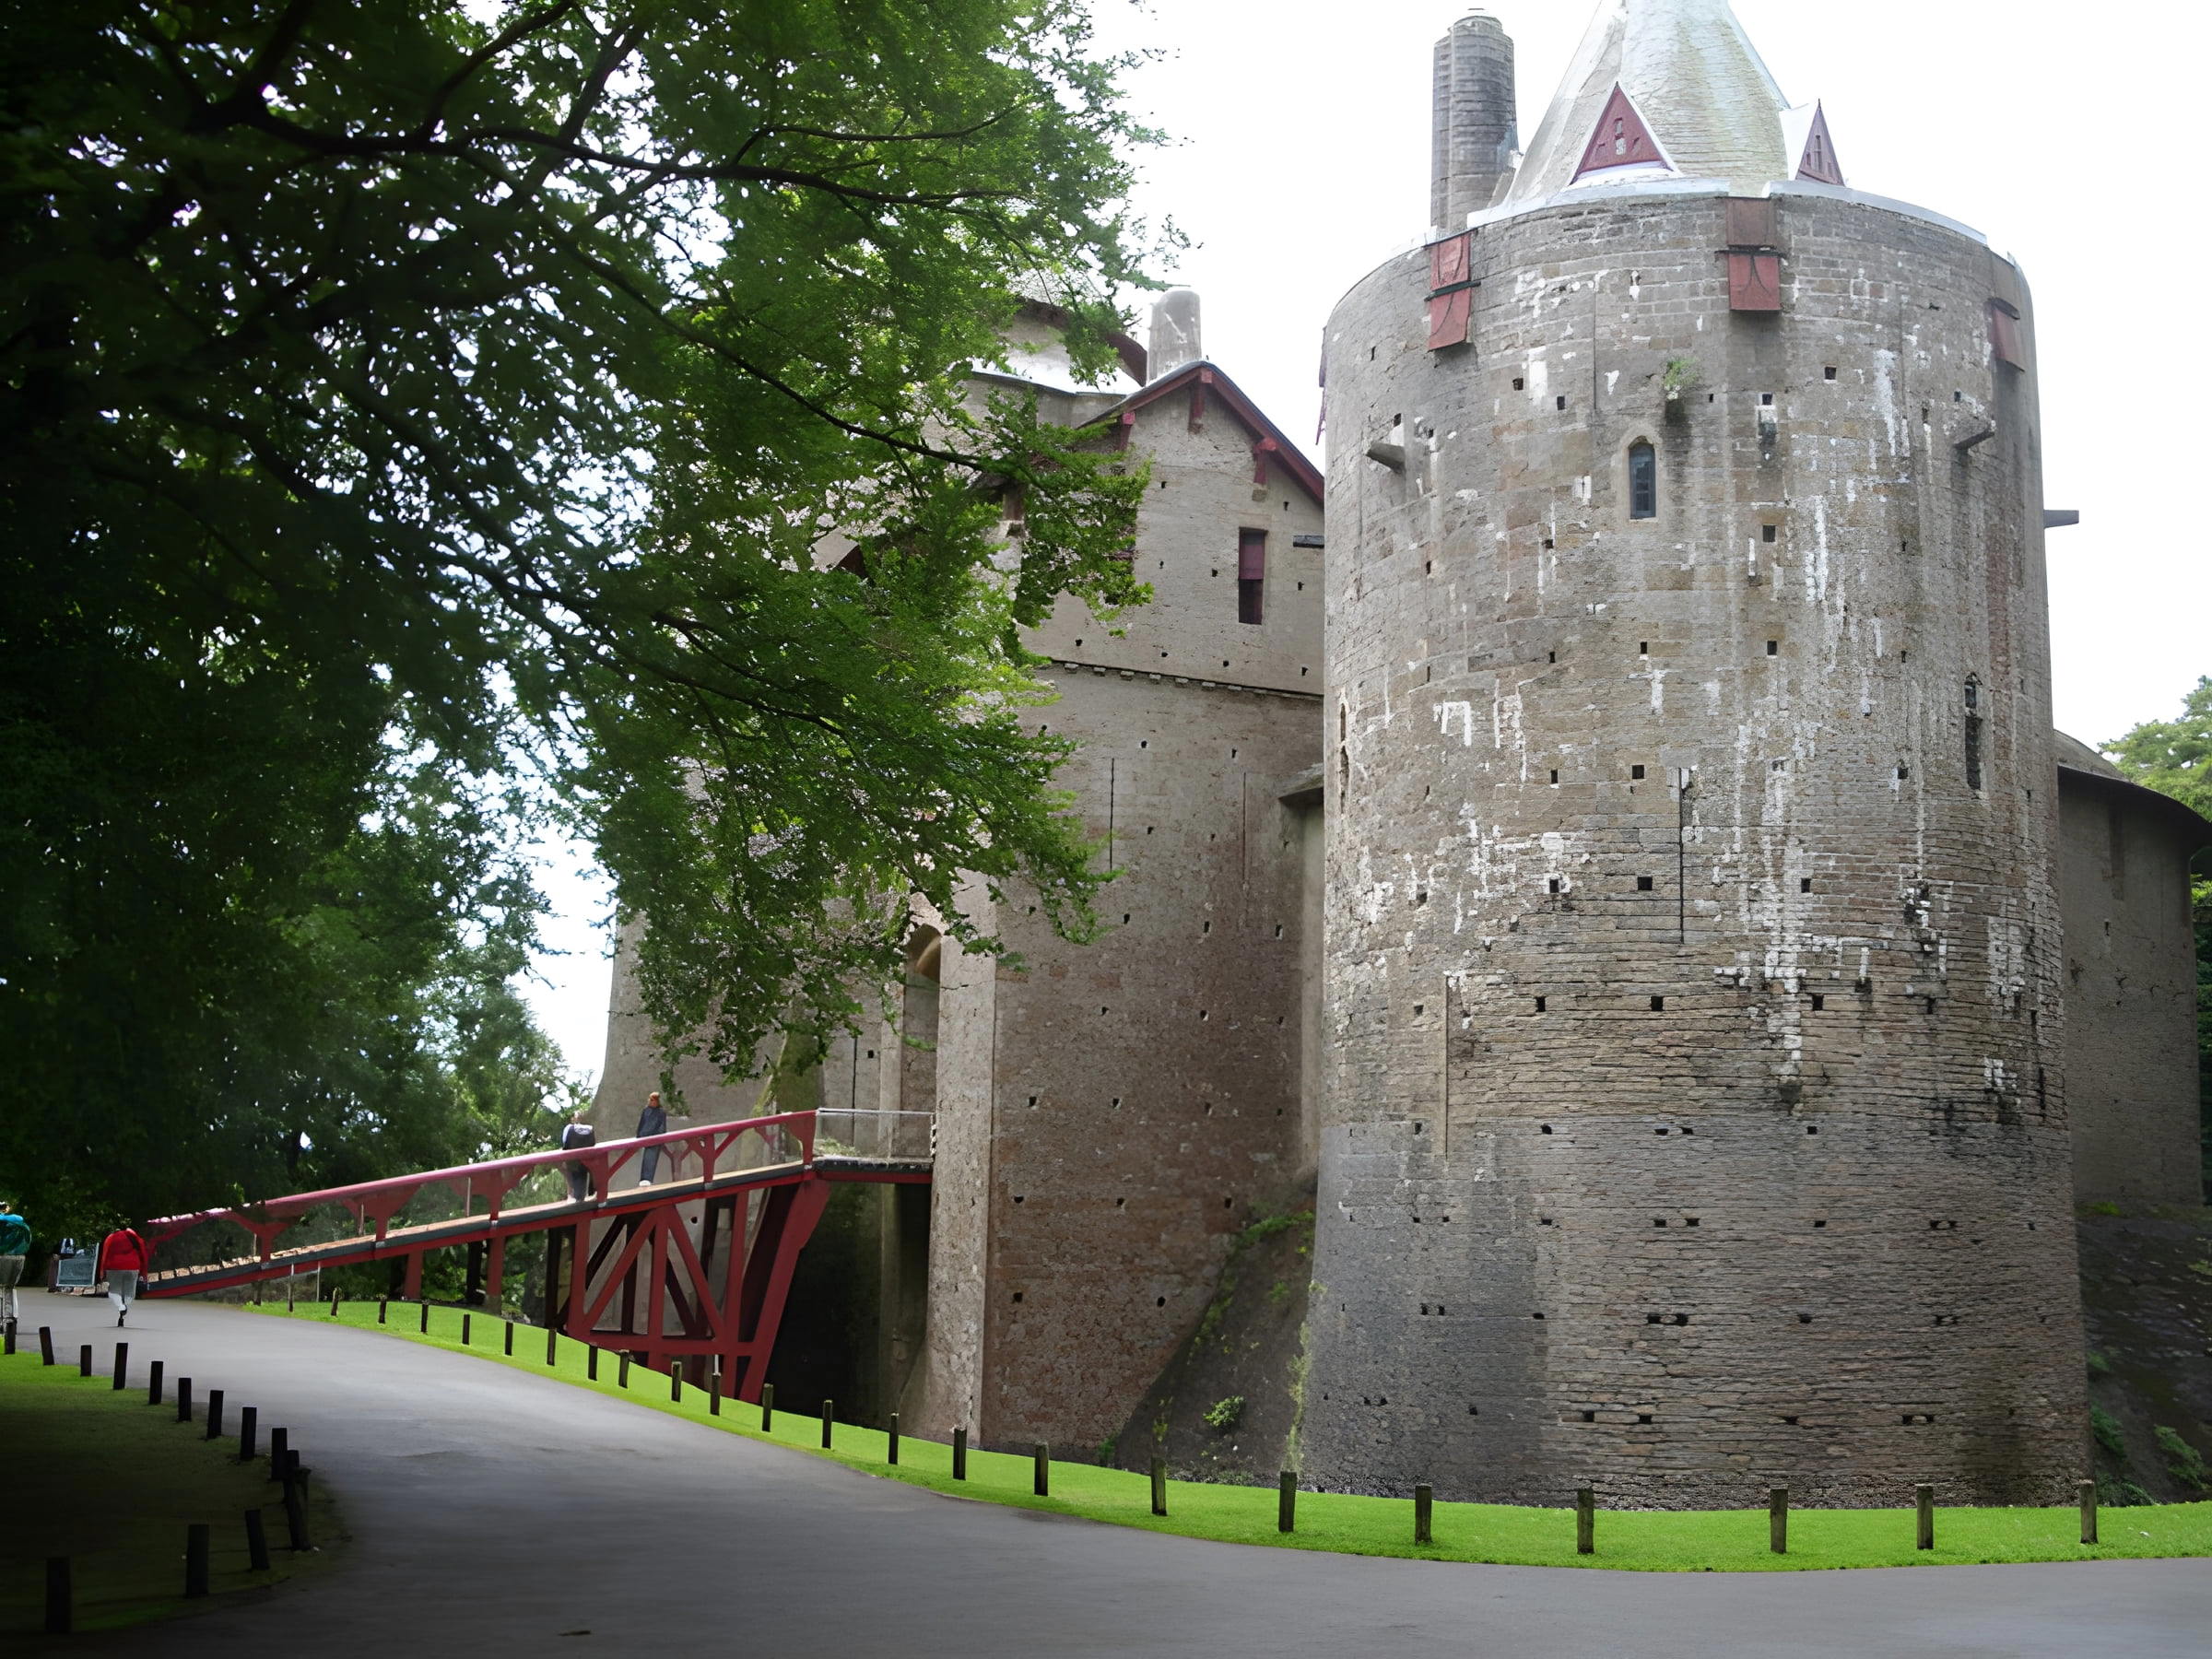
(53, 1253, 97, 1292)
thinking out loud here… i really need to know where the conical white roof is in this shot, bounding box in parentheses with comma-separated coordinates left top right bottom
(1505, 0, 1789, 203)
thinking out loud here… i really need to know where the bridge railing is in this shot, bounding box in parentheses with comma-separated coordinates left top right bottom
(142, 1111, 821, 1267)
(814, 1108, 936, 1162)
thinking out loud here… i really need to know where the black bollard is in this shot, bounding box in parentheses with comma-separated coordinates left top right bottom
(418, 1300, 429, 1334)
(379, 1298, 388, 1324)
(330, 1294, 340, 1319)
(184, 1524, 210, 1598)
(1771, 1487, 1789, 1555)
(1916, 1483, 1936, 1551)
(888, 1411, 900, 1465)
(821, 1399, 835, 1449)
(267, 1427, 288, 1483)
(618, 1353, 631, 1390)
(39, 1324, 55, 1366)
(461, 1313, 472, 1347)
(245, 1508, 271, 1572)
(504, 1322, 514, 1357)
(587, 1346, 599, 1382)
(2080, 1478, 2099, 1546)
(238, 1406, 258, 1463)
(1278, 1471, 1297, 1534)
(1576, 1487, 1596, 1556)
(78, 1343, 91, 1378)
(205, 1388, 225, 1441)
(3, 1320, 13, 1357)
(546, 1324, 559, 1366)
(1033, 1443, 1050, 1497)
(1150, 1457, 1168, 1517)
(671, 1359, 684, 1403)
(709, 1361, 723, 1417)
(112, 1342, 128, 1390)
(1415, 1484, 1433, 1545)
(45, 1557, 71, 1634)
(953, 1426, 969, 1481)
(284, 1467, 312, 1552)
(760, 1382, 774, 1431)
(148, 1359, 164, 1406)
(176, 1376, 194, 1424)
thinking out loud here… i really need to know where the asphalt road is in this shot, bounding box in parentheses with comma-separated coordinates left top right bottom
(22, 1297, 2212, 1656)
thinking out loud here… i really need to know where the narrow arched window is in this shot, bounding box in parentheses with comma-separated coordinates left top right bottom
(1628, 441, 1657, 520)
(1963, 678, 1984, 791)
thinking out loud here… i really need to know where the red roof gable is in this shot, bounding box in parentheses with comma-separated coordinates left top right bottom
(1087, 360, 1324, 506)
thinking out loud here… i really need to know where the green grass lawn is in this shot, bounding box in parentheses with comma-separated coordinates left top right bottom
(0, 1334, 341, 1637)
(247, 1298, 2212, 1572)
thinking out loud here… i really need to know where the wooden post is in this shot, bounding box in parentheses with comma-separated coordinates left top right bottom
(1278, 1471, 1297, 1533)
(1150, 1457, 1169, 1517)
(1414, 1484, 1433, 1545)
(761, 1382, 775, 1431)
(503, 1320, 514, 1357)
(952, 1426, 968, 1481)
(176, 1376, 193, 1424)
(821, 1398, 835, 1449)
(888, 1412, 900, 1465)
(1576, 1487, 1595, 1556)
(184, 1524, 210, 1598)
(618, 1353, 631, 1389)
(2079, 1478, 2099, 1546)
(546, 1324, 559, 1366)
(2, 1321, 12, 1357)
(709, 1361, 722, 1417)
(418, 1300, 429, 1334)
(1770, 1488, 1788, 1555)
(245, 1508, 271, 1572)
(461, 1312, 472, 1347)
(148, 1359, 163, 1406)
(284, 1467, 312, 1552)
(238, 1406, 258, 1462)
(45, 1557, 71, 1634)
(205, 1388, 225, 1440)
(379, 1298, 388, 1324)
(671, 1359, 684, 1402)
(1915, 1483, 1936, 1551)
(330, 1294, 340, 1319)
(1033, 1443, 1050, 1497)
(39, 1325, 54, 1365)
(111, 1343, 128, 1390)
(267, 1428, 288, 1483)
(77, 1343, 91, 1377)
(587, 1346, 599, 1382)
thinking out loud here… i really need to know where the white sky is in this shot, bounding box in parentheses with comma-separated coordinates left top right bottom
(524, 0, 2212, 1085)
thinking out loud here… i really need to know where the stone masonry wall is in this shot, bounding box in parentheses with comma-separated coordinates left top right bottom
(1304, 184, 2087, 1508)
(2058, 774, 2205, 1207)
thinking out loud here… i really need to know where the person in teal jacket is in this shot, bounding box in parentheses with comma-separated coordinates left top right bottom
(0, 1203, 30, 1326)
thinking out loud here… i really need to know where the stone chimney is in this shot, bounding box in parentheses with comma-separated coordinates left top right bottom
(1431, 13, 1517, 231)
(1147, 288, 1202, 381)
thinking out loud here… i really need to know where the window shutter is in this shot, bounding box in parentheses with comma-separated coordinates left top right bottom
(1427, 288, 1474, 350)
(1238, 529, 1267, 582)
(1727, 252, 1782, 312)
(1426, 232, 1474, 352)
(1988, 300, 2025, 369)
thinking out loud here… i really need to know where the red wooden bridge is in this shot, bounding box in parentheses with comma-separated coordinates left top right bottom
(138, 1110, 929, 1402)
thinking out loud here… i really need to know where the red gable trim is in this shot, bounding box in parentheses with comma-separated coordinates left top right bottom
(1574, 83, 1671, 182)
(1795, 102, 1844, 186)
(1087, 360, 1324, 505)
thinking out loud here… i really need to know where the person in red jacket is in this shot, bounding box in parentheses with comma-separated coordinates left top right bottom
(99, 1224, 149, 1326)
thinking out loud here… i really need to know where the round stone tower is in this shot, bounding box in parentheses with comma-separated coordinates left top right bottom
(1304, 0, 2086, 1510)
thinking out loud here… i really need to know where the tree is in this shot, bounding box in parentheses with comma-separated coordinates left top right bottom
(2105, 677, 2212, 1198)
(2, 1, 1160, 1218)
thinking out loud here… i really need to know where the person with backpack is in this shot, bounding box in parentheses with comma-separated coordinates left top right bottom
(0, 1203, 29, 1326)
(99, 1222, 149, 1326)
(559, 1112, 598, 1203)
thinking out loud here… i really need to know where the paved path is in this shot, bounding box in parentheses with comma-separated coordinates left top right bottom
(22, 1298, 2212, 1656)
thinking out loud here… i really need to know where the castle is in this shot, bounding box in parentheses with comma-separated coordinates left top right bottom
(597, 0, 2209, 1506)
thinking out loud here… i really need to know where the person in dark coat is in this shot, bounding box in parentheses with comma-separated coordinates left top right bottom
(559, 1112, 598, 1203)
(635, 1091, 669, 1185)
(0, 1202, 29, 1326)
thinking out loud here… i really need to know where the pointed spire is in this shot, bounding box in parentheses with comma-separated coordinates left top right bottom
(1572, 84, 1671, 182)
(1504, 0, 1790, 204)
(1793, 101, 1844, 185)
